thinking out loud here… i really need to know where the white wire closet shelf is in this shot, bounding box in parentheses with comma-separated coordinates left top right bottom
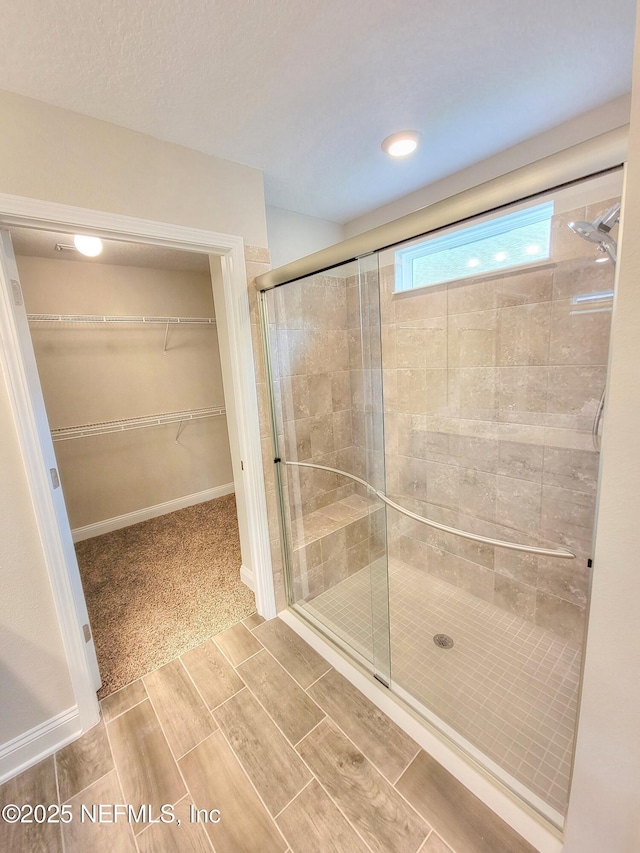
(51, 406, 226, 441)
(27, 313, 216, 324)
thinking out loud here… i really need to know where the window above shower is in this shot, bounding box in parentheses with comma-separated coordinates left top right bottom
(394, 200, 554, 292)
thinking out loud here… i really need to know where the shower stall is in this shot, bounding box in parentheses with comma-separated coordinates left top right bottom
(259, 168, 621, 827)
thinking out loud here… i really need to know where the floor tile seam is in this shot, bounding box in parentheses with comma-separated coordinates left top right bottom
(224, 667, 323, 781)
(254, 627, 332, 691)
(305, 673, 425, 786)
(102, 696, 148, 725)
(142, 660, 217, 763)
(299, 713, 432, 843)
(52, 752, 66, 853)
(212, 624, 265, 668)
(134, 792, 214, 851)
(237, 650, 329, 739)
(57, 764, 114, 808)
(140, 688, 215, 851)
(178, 647, 248, 729)
(243, 614, 265, 632)
(391, 744, 425, 787)
(209, 717, 290, 850)
(292, 716, 327, 750)
(418, 829, 461, 853)
(290, 724, 379, 853)
(101, 711, 145, 851)
(303, 664, 333, 692)
(127, 690, 187, 831)
(271, 777, 315, 821)
(241, 641, 328, 696)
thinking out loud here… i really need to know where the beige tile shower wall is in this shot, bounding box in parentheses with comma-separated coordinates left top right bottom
(251, 265, 387, 605)
(272, 273, 355, 513)
(272, 272, 364, 598)
(380, 202, 618, 642)
(18, 255, 233, 529)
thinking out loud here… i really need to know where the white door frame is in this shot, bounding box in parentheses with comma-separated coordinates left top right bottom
(0, 192, 276, 730)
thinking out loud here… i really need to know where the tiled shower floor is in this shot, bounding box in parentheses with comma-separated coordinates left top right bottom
(299, 560, 581, 816)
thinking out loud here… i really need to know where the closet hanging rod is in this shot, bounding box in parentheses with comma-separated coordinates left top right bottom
(27, 313, 216, 325)
(51, 406, 226, 441)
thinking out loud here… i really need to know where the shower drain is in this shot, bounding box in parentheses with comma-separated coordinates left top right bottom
(433, 633, 454, 649)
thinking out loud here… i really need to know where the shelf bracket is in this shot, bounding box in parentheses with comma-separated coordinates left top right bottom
(163, 321, 170, 353)
(175, 419, 186, 443)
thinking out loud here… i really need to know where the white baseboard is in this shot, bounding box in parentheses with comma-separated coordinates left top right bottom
(72, 484, 235, 542)
(240, 564, 255, 591)
(279, 609, 563, 853)
(0, 707, 81, 785)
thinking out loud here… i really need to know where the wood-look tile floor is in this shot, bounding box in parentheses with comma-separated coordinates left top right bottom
(0, 616, 537, 853)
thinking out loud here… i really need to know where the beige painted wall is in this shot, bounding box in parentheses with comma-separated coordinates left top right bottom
(16, 256, 232, 528)
(0, 89, 268, 248)
(0, 369, 75, 743)
(563, 8, 640, 850)
(266, 206, 345, 268)
(0, 92, 268, 762)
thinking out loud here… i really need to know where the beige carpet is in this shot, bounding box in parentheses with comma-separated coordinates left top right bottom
(75, 494, 256, 698)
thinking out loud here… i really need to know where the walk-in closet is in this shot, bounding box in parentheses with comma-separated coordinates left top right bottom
(10, 227, 256, 696)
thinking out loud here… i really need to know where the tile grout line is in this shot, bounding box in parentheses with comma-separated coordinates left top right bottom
(230, 649, 326, 755)
(251, 627, 332, 693)
(237, 643, 328, 723)
(143, 660, 220, 764)
(304, 674, 426, 792)
(304, 666, 333, 691)
(308, 713, 432, 845)
(291, 722, 379, 853)
(101, 695, 148, 725)
(208, 685, 248, 716)
(210, 628, 376, 852)
(101, 712, 143, 853)
(141, 686, 215, 852)
(392, 744, 424, 787)
(212, 630, 264, 670)
(56, 765, 114, 808)
(292, 716, 327, 750)
(271, 777, 315, 821)
(210, 709, 292, 851)
(52, 752, 66, 853)
(135, 792, 214, 852)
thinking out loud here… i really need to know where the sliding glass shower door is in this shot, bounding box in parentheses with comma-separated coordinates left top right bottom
(262, 255, 391, 683)
(261, 166, 622, 827)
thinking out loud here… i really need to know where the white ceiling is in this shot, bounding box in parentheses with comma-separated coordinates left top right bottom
(10, 226, 210, 272)
(0, 0, 636, 223)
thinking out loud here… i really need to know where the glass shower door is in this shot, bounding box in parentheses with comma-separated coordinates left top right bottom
(262, 255, 390, 682)
(379, 168, 621, 824)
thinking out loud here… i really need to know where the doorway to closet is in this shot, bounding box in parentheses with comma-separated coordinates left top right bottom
(9, 225, 257, 698)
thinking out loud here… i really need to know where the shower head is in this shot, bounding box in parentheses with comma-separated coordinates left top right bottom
(568, 202, 620, 263)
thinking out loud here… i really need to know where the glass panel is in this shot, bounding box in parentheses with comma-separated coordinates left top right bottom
(380, 168, 621, 825)
(260, 167, 621, 828)
(263, 257, 390, 681)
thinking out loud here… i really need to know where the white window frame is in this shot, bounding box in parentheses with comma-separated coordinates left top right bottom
(394, 200, 554, 293)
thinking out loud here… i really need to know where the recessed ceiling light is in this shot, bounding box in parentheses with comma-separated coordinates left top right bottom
(382, 131, 420, 158)
(495, 251, 507, 262)
(73, 235, 103, 257)
(467, 258, 480, 268)
(526, 245, 541, 255)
